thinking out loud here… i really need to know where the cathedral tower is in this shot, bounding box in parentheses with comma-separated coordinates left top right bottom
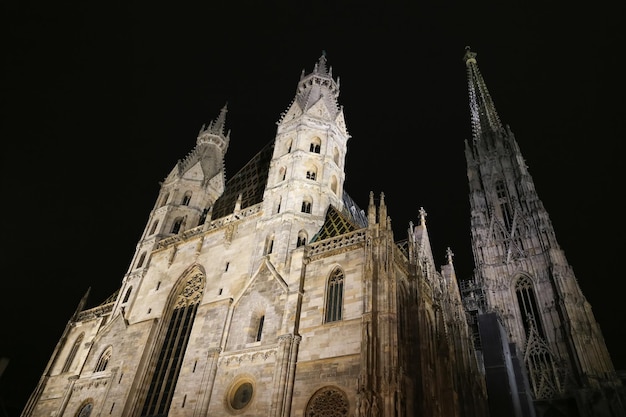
(462, 46, 624, 416)
(258, 52, 349, 271)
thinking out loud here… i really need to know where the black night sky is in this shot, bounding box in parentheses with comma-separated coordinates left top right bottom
(2, 1, 624, 415)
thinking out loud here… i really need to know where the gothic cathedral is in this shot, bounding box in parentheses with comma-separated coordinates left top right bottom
(21, 51, 623, 417)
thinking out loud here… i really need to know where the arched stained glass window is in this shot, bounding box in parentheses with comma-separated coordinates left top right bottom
(62, 333, 84, 373)
(140, 270, 204, 417)
(94, 346, 112, 372)
(325, 268, 344, 323)
(515, 275, 544, 337)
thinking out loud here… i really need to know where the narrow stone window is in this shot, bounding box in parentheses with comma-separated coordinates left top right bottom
(137, 252, 146, 268)
(172, 218, 184, 234)
(123, 286, 132, 303)
(256, 316, 265, 342)
(198, 207, 210, 225)
(181, 191, 192, 206)
(495, 180, 513, 231)
(265, 236, 274, 255)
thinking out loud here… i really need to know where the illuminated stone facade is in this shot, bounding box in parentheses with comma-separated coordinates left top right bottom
(21, 54, 488, 417)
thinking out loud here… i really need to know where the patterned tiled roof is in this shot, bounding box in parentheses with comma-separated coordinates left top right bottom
(210, 141, 274, 220)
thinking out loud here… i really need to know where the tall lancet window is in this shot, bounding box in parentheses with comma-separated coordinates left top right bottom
(515, 275, 559, 399)
(325, 268, 344, 323)
(61, 332, 84, 373)
(515, 275, 544, 338)
(140, 270, 204, 417)
(495, 180, 513, 231)
(256, 315, 265, 342)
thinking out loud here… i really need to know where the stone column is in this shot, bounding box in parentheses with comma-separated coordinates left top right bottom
(195, 347, 221, 416)
(270, 334, 293, 417)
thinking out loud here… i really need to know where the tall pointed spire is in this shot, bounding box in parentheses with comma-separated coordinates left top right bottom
(199, 103, 229, 138)
(196, 103, 230, 152)
(461, 47, 624, 416)
(210, 103, 228, 136)
(293, 52, 340, 118)
(313, 50, 330, 76)
(463, 46, 504, 142)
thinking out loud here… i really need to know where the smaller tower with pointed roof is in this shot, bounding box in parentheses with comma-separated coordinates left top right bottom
(112, 105, 231, 317)
(259, 52, 351, 271)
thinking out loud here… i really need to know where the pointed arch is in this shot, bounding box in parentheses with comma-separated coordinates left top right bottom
(325, 267, 344, 323)
(62, 332, 84, 373)
(94, 346, 112, 372)
(181, 191, 192, 206)
(140, 266, 205, 417)
(514, 274, 544, 338)
(514, 274, 560, 399)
